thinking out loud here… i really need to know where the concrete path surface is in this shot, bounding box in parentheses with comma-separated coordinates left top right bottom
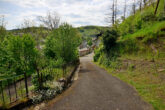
(46, 53, 153, 110)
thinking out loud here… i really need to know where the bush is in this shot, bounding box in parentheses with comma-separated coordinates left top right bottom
(119, 39, 139, 54)
(102, 29, 118, 53)
(32, 73, 40, 90)
(93, 46, 103, 62)
(32, 89, 56, 104)
(142, 32, 158, 44)
(141, 11, 157, 22)
(31, 82, 63, 104)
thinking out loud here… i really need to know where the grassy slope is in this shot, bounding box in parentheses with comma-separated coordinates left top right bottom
(96, 56, 165, 110)
(95, 0, 165, 110)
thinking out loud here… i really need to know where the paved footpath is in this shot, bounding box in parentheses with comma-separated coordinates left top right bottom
(46, 53, 153, 110)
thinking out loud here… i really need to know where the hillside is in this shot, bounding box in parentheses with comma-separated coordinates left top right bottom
(94, 0, 165, 110)
(77, 26, 108, 48)
(77, 25, 108, 38)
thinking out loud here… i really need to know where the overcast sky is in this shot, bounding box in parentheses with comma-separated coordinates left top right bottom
(0, 0, 134, 30)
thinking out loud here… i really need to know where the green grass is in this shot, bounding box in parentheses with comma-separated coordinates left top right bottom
(94, 0, 165, 109)
(121, 21, 165, 41)
(95, 58, 165, 110)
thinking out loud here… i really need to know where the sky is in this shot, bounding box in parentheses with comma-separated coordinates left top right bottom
(0, 0, 134, 30)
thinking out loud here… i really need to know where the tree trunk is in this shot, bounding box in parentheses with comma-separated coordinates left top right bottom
(115, 0, 117, 22)
(112, 0, 115, 25)
(124, 0, 127, 19)
(155, 0, 160, 15)
(143, 0, 147, 6)
(140, 0, 142, 11)
(36, 67, 42, 89)
(133, 0, 136, 15)
(24, 72, 29, 98)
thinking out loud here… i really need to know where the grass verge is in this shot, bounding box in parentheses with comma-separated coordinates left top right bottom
(94, 57, 165, 110)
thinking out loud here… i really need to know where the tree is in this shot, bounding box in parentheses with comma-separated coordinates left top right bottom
(143, 0, 147, 6)
(44, 34, 57, 59)
(102, 29, 118, 53)
(112, 0, 115, 25)
(132, 0, 136, 15)
(0, 40, 13, 76)
(87, 37, 93, 47)
(123, 0, 127, 20)
(106, 0, 118, 26)
(114, 0, 118, 22)
(7, 34, 38, 97)
(154, 0, 160, 15)
(38, 11, 60, 30)
(0, 15, 7, 41)
(53, 23, 80, 63)
(139, 0, 143, 11)
(45, 23, 81, 76)
(20, 19, 36, 33)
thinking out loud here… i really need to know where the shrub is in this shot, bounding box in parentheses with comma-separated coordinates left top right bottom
(32, 73, 40, 90)
(142, 32, 158, 44)
(141, 11, 157, 22)
(119, 39, 139, 54)
(31, 82, 63, 104)
(93, 46, 103, 62)
(32, 89, 56, 104)
(102, 29, 118, 53)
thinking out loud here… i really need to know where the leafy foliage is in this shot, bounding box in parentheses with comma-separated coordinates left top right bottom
(45, 23, 81, 64)
(102, 29, 118, 53)
(7, 34, 38, 75)
(94, 1, 165, 110)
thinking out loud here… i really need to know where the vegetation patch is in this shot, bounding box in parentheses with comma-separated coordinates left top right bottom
(94, 0, 165, 110)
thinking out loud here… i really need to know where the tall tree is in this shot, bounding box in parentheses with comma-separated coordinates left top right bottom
(7, 34, 38, 97)
(143, 0, 147, 6)
(132, 0, 136, 15)
(124, 0, 127, 19)
(38, 11, 60, 30)
(114, 0, 118, 22)
(0, 15, 7, 41)
(154, 0, 160, 15)
(21, 19, 36, 33)
(139, 0, 142, 11)
(112, 0, 115, 25)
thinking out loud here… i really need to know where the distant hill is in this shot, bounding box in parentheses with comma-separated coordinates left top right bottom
(76, 25, 109, 39)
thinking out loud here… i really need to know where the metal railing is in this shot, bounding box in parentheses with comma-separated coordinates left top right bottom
(0, 74, 29, 106)
(0, 64, 76, 107)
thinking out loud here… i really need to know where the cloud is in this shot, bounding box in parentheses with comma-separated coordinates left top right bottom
(0, 0, 134, 29)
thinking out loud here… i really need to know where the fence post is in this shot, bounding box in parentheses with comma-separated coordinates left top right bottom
(14, 77, 18, 101)
(24, 72, 29, 98)
(7, 79, 11, 103)
(0, 81, 5, 105)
